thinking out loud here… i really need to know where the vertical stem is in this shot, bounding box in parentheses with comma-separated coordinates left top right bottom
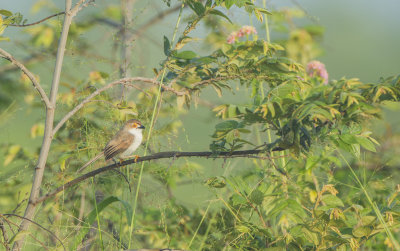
(127, 4, 185, 249)
(13, 1, 74, 250)
(263, 0, 270, 43)
(92, 178, 104, 250)
(188, 202, 211, 249)
(261, 0, 274, 164)
(120, 0, 135, 101)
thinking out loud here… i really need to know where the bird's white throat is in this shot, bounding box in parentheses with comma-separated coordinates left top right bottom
(121, 128, 143, 157)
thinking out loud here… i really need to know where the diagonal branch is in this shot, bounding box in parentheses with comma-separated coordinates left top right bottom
(52, 77, 186, 136)
(9, 12, 65, 27)
(34, 149, 286, 205)
(0, 48, 51, 108)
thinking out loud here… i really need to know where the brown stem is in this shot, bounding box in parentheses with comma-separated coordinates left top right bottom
(129, 3, 184, 42)
(0, 48, 51, 108)
(13, 1, 88, 250)
(52, 77, 185, 137)
(0, 219, 10, 251)
(34, 149, 286, 205)
(119, 0, 135, 101)
(9, 12, 65, 27)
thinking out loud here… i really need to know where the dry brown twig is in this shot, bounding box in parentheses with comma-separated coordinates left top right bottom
(8, 12, 66, 27)
(0, 214, 66, 251)
(52, 77, 186, 136)
(0, 48, 51, 107)
(0, 219, 10, 251)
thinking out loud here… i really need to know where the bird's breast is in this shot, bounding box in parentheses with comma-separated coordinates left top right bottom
(120, 130, 143, 157)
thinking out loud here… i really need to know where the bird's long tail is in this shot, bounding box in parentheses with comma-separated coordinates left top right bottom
(77, 152, 104, 173)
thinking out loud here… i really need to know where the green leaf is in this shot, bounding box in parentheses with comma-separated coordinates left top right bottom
(175, 50, 198, 59)
(236, 225, 250, 233)
(4, 145, 21, 166)
(250, 190, 264, 205)
(339, 134, 358, 145)
(231, 194, 247, 206)
(204, 176, 226, 188)
(254, 9, 263, 23)
(118, 198, 133, 224)
(361, 216, 376, 226)
(73, 196, 131, 249)
(209, 9, 232, 23)
(188, 1, 206, 16)
(352, 226, 372, 238)
(176, 36, 195, 50)
(163, 35, 170, 56)
(224, 0, 235, 9)
(0, 10, 13, 17)
(228, 104, 238, 117)
(256, 7, 272, 15)
(321, 195, 344, 208)
(302, 227, 320, 245)
(355, 136, 376, 152)
(215, 120, 239, 131)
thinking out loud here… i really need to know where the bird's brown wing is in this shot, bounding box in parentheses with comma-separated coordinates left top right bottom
(104, 130, 134, 160)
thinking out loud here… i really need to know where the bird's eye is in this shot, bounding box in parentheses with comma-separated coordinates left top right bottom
(132, 123, 137, 128)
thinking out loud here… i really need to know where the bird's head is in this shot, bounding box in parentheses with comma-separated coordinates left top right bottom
(124, 119, 145, 132)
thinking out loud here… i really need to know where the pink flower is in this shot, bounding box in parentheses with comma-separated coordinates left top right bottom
(240, 25, 257, 35)
(306, 60, 329, 84)
(226, 25, 257, 44)
(227, 32, 237, 44)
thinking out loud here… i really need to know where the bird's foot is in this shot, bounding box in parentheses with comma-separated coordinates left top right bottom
(133, 155, 139, 162)
(112, 158, 124, 166)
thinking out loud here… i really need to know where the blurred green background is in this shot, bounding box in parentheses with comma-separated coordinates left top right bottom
(1, 0, 400, 207)
(2, 0, 400, 146)
(1, 1, 400, 249)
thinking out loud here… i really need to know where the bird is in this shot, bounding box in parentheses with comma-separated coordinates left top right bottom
(77, 119, 145, 173)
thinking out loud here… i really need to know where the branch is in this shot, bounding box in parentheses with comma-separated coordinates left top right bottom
(130, 3, 184, 41)
(8, 12, 65, 27)
(34, 149, 286, 205)
(0, 48, 51, 108)
(0, 219, 10, 251)
(190, 76, 240, 89)
(14, 0, 91, 249)
(1, 214, 66, 251)
(52, 77, 186, 136)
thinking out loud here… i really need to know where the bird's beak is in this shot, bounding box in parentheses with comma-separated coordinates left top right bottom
(138, 125, 145, 129)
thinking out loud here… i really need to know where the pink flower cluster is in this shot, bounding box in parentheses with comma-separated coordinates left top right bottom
(227, 25, 258, 44)
(306, 60, 329, 84)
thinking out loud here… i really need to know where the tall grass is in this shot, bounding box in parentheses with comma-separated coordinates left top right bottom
(339, 151, 400, 250)
(127, 3, 185, 249)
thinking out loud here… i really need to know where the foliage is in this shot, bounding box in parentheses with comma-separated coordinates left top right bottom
(0, 0, 399, 250)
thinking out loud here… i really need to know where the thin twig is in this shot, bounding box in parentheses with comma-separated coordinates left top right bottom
(9, 12, 65, 27)
(190, 76, 240, 89)
(129, 3, 185, 42)
(112, 169, 132, 193)
(0, 48, 51, 108)
(1, 214, 66, 251)
(34, 148, 286, 205)
(0, 219, 10, 251)
(52, 77, 185, 136)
